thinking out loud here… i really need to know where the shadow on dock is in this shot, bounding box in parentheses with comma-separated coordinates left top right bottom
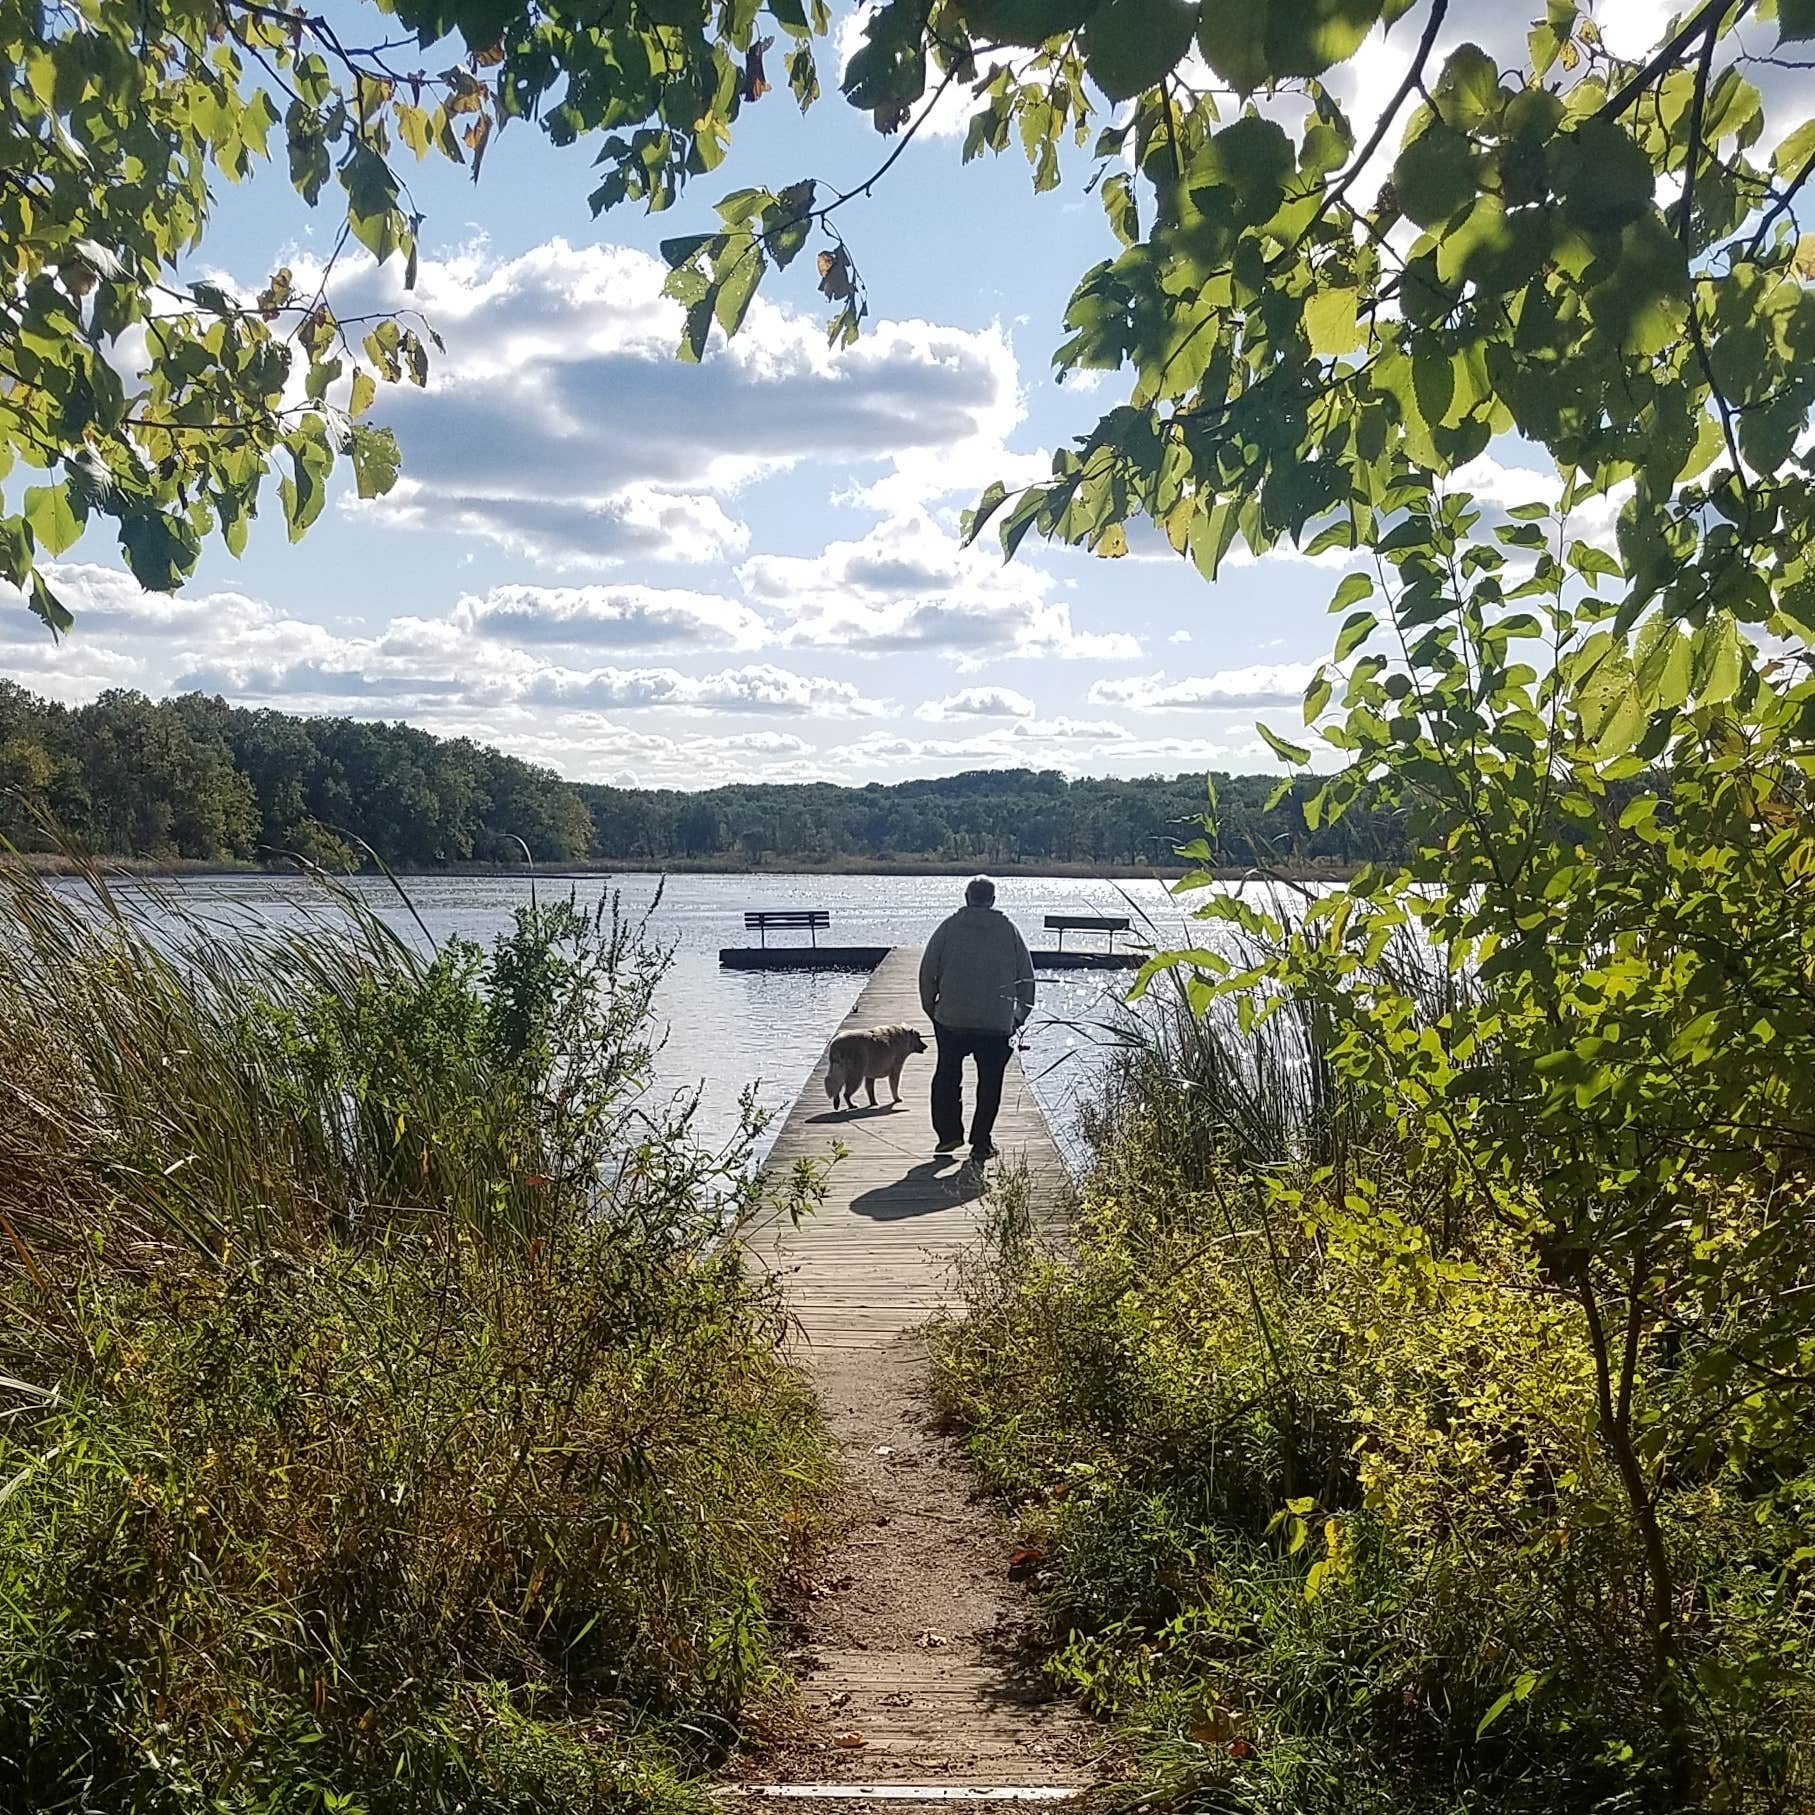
(849, 1156, 984, 1221)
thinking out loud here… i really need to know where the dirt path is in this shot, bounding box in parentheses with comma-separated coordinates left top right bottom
(753, 1335, 1097, 1787)
(737, 948, 1100, 1800)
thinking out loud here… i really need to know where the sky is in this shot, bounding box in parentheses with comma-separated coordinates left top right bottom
(0, 0, 1738, 789)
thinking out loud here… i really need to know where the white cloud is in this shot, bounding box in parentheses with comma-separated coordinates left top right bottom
(3, 559, 1307, 784)
(1168, 629, 1192, 644)
(741, 508, 1143, 663)
(916, 685, 1036, 721)
(1090, 663, 1319, 712)
(376, 478, 749, 569)
(522, 662, 886, 717)
(7, 565, 879, 723)
(322, 239, 1030, 568)
(454, 581, 769, 652)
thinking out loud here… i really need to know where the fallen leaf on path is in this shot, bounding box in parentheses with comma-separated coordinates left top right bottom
(915, 1629, 948, 1649)
(833, 1731, 867, 1749)
(1007, 1546, 1045, 1581)
(1191, 1712, 1234, 1746)
(826, 1691, 851, 1711)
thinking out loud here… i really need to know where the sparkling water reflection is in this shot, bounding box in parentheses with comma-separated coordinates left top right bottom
(91, 871, 1228, 1166)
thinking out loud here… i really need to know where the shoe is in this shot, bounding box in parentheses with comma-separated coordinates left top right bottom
(969, 1141, 998, 1163)
(934, 1136, 962, 1154)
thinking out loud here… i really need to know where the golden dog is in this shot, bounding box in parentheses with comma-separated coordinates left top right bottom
(825, 1023, 927, 1110)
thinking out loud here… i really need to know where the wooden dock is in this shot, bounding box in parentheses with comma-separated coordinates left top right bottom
(749, 947, 1071, 1348)
(738, 948, 1098, 1800)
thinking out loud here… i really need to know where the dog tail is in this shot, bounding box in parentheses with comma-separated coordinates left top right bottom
(824, 1060, 842, 1101)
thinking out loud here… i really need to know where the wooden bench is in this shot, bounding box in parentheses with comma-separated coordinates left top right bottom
(1044, 913, 1131, 953)
(745, 908, 830, 948)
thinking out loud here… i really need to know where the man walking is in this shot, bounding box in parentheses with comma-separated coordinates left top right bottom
(918, 876, 1036, 1163)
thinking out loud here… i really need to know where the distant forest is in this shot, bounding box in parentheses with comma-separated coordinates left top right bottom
(0, 682, 1402, 871)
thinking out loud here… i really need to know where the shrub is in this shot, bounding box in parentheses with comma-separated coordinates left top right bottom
(932, 975, 1815, 1813)
(0, 869, 831, 1813)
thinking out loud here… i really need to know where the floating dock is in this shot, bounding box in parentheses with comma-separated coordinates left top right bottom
(719, 945, 890, 970)
(721, 946, 1140, 971)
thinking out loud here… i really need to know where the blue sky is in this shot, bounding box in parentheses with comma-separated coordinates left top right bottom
(2, 0, 1709, 786)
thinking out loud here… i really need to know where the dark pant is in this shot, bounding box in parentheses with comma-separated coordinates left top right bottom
(931, 1022, 1012, 1148)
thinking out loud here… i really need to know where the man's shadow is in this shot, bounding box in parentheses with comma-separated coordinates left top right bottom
(850, 1158, 982, 1221)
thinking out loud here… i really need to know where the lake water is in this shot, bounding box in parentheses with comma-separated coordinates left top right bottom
(93, 871, 1220, 1165)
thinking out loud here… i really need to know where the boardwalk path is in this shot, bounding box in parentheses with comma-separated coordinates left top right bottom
(740, 948, 1095, 1799)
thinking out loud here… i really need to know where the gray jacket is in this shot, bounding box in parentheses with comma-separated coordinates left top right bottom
(918, 905, 1036, 1035)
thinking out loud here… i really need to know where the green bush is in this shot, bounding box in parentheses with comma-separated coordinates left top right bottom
(0, 870, 831, 1813)
(933, 984, 1815, 1813)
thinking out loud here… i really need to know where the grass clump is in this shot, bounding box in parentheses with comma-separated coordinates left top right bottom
(0, 868, 831, 1814)
(933, 975, 1815, 1814)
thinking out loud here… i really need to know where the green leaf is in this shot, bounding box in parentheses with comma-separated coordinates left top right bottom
(349, 370, 377, 420)
(1434, 44, 1502, 130)
(1552, 119, 1654, 232)
(1634, 618, 1692, 712)
(679, 293, 714, 365)
(1476, 1689, 1515, 1740)
(715, 246, 765, 336)
(1330, 571, 1375, 613)
(1198, 0, 1382, 86)
(1257, 722, 1312, 765)
(1393, 122, 1476, 228)
(1773, 116, 1815, 179)
(349, 424, 401, 500)
(24, 482, 82, 557)
(1083, 0, 1196, 101)
(842, 0, 927, 110)
(1196, 1, 1267, 89)
(1576, 644, 1643, 757)
(1334, 610, 1378, 660)
(28, 571, 72, 636)
(1567, 540, 1622, 587)
(959, 0, 1090, 45)
(1693, 614, 1742, 705)
(1782, 0, 1815, 42)
(119, 510, 197, 592)
(1189, 498, 1240, 582)
(661, 233, 717, 269)
(1268, 0, 1381, 78)
(1776, 576, 1815, 641)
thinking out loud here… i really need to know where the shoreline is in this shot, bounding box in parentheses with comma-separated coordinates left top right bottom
(13, 853, 1362, 884)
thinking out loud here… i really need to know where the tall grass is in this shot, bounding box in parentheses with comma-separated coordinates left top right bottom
(0, 864, 832, 1814)
(933, 923, 1815, 1813)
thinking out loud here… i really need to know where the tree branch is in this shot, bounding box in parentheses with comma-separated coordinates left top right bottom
(1677, 3, 1720, 252)
(1595, 0, 1745, 123)
(1279, 0, 1449, 267)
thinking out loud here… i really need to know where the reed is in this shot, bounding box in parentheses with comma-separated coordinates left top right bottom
(0, 861, 831, 1813)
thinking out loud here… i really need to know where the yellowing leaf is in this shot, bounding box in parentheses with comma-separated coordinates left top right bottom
(1304, 284, 1362, 355)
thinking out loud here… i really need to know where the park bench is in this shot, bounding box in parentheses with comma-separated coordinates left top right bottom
(745, 908, 831, 948)
(1044, 912, 1131, 954)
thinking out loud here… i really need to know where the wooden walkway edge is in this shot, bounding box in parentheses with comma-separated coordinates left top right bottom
(739, 948, 1097, 1799)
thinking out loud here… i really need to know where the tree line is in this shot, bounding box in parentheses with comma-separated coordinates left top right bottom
(0, 681, 1398, 871)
